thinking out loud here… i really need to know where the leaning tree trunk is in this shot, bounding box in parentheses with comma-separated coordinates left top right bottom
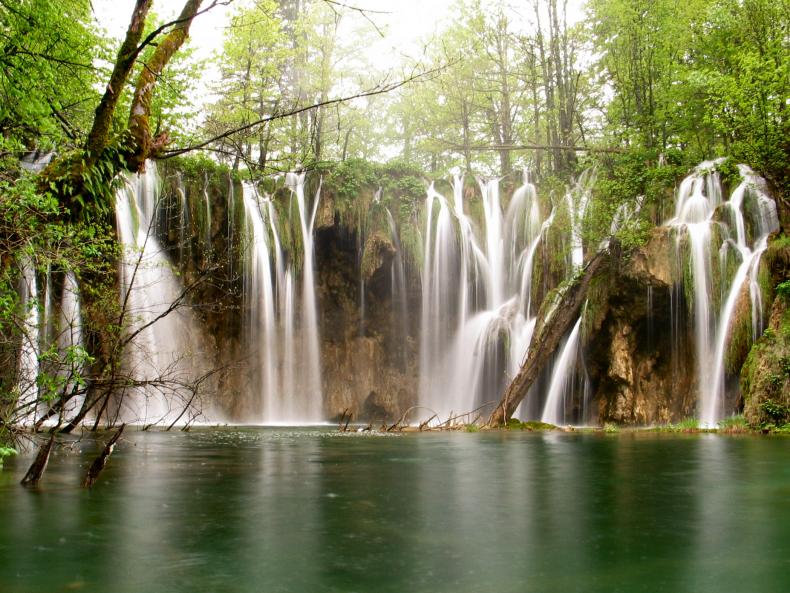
(486, 247, 614, 426)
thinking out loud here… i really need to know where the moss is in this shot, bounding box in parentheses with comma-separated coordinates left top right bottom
(167, 154, 235, 182)
(360, 231, 395, 281)
(715, 157, 743, 192)
(581, 268, 612, 338)
(741, 295, 790, 426)
(725, 286, 755, 374)
(507, 419, 558, 431)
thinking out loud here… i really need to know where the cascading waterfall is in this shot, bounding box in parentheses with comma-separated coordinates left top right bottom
(566, 170, 595, 270)
(115, 165, 205, 425)
(241, 174, 323, 423)
(418, 170, 591, 423)
(16, 257, 40, 424)
(669, 162, 779, 426)
(384, 206, 410, 363)
(58, 271, 85, 420)
(12, 155, 783, 430)
(541, 316, 584, 425)
(288, 172, 323, 420)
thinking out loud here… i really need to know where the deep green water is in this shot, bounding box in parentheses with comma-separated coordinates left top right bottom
(0, 429, 788, 593)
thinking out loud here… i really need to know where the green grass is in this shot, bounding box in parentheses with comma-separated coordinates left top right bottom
(718, 415, 750, 433)
(507, 419, 558, 431)
(675, 417, 700, 431)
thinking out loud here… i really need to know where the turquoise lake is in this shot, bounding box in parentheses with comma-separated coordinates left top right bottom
(1, 429, 788, 593)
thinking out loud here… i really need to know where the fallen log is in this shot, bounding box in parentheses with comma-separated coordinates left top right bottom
(486, 248, 614, 426)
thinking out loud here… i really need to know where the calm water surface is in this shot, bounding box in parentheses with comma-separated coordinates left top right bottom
(0, 429, 788, 593)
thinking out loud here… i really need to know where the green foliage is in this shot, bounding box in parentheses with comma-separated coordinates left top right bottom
(36, 344, 94, 403)
(716, 158, 743, 190)
(603, 422, 619, 434)
(591, 0, 790, 208)
(0, 446, 17, 469)
(717, 415, 749, 432)
(0, 0, 104, 149)
(507, 419, 558, 431)
(591, 149, 687, 251)
(170, 154, 234, 181)
(759, 400, 789, 425)
(0, 158, 118, 429)
(676, 417, 700, 431)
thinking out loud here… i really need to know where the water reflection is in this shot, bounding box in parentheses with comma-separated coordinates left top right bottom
(0, 430, 788, 593)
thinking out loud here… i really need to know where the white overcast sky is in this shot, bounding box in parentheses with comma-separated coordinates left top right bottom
(93, 0, 587, 110)
(93, 1, 587, 66)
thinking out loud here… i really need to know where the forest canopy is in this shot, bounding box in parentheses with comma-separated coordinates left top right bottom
(1, 0, 787, 190)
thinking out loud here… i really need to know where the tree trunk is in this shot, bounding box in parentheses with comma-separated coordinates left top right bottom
(127, 0, 204, 171)
(86, 0, 153, 161)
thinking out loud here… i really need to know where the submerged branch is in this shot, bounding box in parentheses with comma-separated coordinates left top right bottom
(83, 425, 125, 488)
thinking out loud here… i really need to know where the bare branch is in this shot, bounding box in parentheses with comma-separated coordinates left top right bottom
(163, 63, 452, 157)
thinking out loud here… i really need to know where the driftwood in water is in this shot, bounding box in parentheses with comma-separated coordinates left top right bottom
(21, 434, 56, 487)
(338, 408, 352, 432)
(486, 248, 613, 426)
(83, 425, 125, 488)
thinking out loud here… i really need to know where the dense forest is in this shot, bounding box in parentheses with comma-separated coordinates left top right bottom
(1, 0, 788, 463)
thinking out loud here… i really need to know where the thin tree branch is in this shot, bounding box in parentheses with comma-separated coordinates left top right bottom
(448, 142, 624, 154)
(163, 64, 452, 157)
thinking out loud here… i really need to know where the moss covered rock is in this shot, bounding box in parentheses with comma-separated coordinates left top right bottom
(741, 234, 790, 427)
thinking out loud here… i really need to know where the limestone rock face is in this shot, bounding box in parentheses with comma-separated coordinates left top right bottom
(315, 222, 419, 422)
(623, 226, 674, 288)
(586, 231, 697, 425)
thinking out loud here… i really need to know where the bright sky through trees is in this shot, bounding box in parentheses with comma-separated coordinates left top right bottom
(94, 1, 585, 106)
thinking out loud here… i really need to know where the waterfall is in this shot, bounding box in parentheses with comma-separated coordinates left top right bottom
(541, 316, 584, 426)
(58, 271, 85, 421)
(241, 174, 323, 423)
(385, 207, 409, 363)
(566, 169, 595, 270)
(115, 165, 206, 425)
(287, 172, 323, 421)
(16, 257, 40, 425)
(418, 170, 565, 423)
(242, 183, 279, 421)
(669, 162, 779, 426)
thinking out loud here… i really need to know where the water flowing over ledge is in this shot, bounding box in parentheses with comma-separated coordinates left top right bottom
(10, 159, 782, 429)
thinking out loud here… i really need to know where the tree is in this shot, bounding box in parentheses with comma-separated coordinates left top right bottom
(0, 0, 104, 151)
(204, 0, 290, 171)
(1, 0, 220, 457)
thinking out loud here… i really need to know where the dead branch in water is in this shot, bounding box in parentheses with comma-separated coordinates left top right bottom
(20, 434, 56, 487)
(83, 425, 125, 488)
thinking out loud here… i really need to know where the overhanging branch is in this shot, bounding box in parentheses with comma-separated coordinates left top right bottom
(163, 63, 452, 158)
